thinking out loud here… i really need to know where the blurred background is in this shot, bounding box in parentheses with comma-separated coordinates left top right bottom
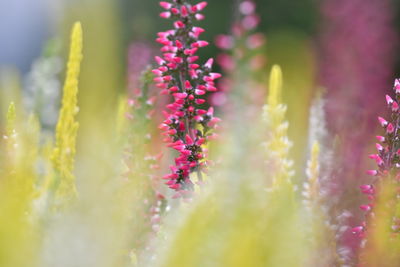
(1, 0, 399, 189)
(2, 2, 400, 182)
(2, 0, 400, 265)
(1, 0, 400, 206)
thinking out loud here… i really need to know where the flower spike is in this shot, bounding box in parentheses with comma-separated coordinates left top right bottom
(355, 78, 400, 243)
(154, 0, 220, 195)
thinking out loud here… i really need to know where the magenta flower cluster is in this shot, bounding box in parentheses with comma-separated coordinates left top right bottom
(154, 0, 221, 195)
(353, 79, 400, 237)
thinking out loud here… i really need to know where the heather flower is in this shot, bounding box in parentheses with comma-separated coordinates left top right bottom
(154, 1, 221, 195)
(319, 0, 396, 188)
(121, 68, 167, 254)
(319, 0, 397, 261)
(354, 79, 400, 235)
(214, 0, 266, 111)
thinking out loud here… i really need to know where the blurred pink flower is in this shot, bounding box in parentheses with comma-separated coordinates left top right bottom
(319, 0, 397, 264)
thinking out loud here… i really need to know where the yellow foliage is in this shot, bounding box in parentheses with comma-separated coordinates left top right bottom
(263, 65, 294, 189)
(6, 101, 16, 136)
(267, 65, 283, 108)
(361, 178, 400, 267)
(0, 104, 39, 267)
(51, 22, 83, 201)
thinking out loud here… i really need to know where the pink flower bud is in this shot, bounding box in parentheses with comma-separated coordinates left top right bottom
(159, 1, 172, 9)
(195, 99, 206, 104)
(387, 123, 395, 134)
(169, 184, 181, 190)
(188, 56, 199, 63)
(247, 33, 266, 49)
(242, 14, 260, 30)
(205, 58, 214, 69)
(215, 34, 234, 50)
(185, 135, 194, 145)
(392, 101, 399, 111)
(195, 14, 205, 20)
(208, 117, 221, 127)
(352, 226, 364, 234)
(181, 6, 188, 16)
(174, 21, 185, 29)
(192, 40, 209, 48)
(152, 69, 163, 76)
(207, 107, 214, 116)
(185, 81, 192, 89)
(378, 116, 388, 127)
(369, 154, 384, 165)
(210, 73, 222, 79)
(360, 184, 372, 190)
(160, 12, 171, 19)
(195, 89, 206, 95)
(155, 56, 166, 65)
(197, 109, 207, 115)
(156, 83, 167, 89)
(171, 8, 179, 15)
(173, 93, 188, 99)
(395, 79, 400, 94)
(366, 170, 378, 176)
(175, 40, 183, 49)
(158, 123, 169, 131)
(240, 1, 256, 15)
(386, 94, 394, 105)
(169, 86, 179, 92)
(360, 205, 371, 211)
(195, 2, 208, 11)
(163, 75, 172, 82)
(167, 129, 177, 135)
(154, 77, 164, 83)
(192, 27, 205, 37)
(376, 143, 384, 151)
(376, 135, 385, 142)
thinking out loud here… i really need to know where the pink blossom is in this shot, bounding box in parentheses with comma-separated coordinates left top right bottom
(154, 0, 220, 195)
(356, 79, 400, 253)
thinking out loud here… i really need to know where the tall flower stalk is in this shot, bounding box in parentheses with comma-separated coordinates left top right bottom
(263, 65, 294, 189)
(50, 22, 83, 202)
(354, 79, 400, 235)
(319, 0, 396, 192)
(214, 0, 266, 114)
(154, 1, 221, 195)
(354, 79, 400, 265)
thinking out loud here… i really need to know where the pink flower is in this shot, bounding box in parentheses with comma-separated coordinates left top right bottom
(154, 1, 220, 195)
(356, 79, 400, 243)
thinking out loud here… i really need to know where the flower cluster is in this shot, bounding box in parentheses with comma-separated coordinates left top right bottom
(215, 0, 264, 69)
(213, 0, 266, 108)
(154, 1, 221, 194)
(353, 79, 400, 237)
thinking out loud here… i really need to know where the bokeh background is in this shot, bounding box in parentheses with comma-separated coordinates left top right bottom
(2, 0, 400, 265)
(1, 0, 400, 211)
(2, 0, 399, 188)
